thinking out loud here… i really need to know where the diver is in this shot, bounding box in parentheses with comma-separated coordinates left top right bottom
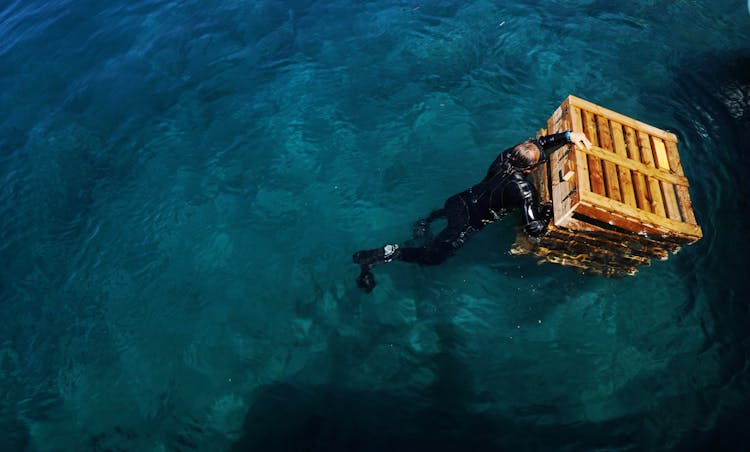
(352, 130, 592, 293)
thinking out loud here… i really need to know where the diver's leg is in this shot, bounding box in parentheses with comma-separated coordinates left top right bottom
(412, 208, 446, 239)
(396, 241, 454, 266)
(352, 244, 401, 293)
(397, 196, 472, 266)
(352, 196, 467, 292)
(352, 244, 400, 268)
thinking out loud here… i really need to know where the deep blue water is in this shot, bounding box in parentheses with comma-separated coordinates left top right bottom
(1, 1, 749, 451)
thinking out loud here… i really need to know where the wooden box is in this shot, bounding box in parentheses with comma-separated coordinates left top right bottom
(512, 95, 702, 276)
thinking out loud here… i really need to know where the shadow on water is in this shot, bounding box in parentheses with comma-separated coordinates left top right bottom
(228, 336, 750, 452)
(226, 306, 750, 452)
(228, 321, 635, 452)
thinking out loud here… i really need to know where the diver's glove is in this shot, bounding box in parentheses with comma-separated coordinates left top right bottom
(524, 220, 547, 237)
(524, 203, 553, 237)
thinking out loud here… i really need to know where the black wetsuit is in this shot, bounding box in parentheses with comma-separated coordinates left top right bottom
(353, 132, 571, 292)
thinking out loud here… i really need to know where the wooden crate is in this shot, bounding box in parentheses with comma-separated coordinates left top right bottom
(512, 95, 702, 276)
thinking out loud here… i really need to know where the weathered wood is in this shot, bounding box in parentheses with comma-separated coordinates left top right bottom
(542, 227, 670, 260)
(637, 131, 667, 217)
(550, 148, 579, 226)
(512, 232, 643, 277)
(582, 110, 606, 196)
(532, 161, 551, 204)
(567, 95, 678, 142)
(665, 140, 699, 226)
(610, 122, 638, 208)
(651, 138, 671, 170)
(511, 222, 677, 276)
(543, 221, 678, 257)
(577, 145, 689, 187)
(520, 237, 644, 276)
(624, 125, 652, 212)
(539, 219, 680, 259)
(595, 115, 623, 202)
(538, 237, 651, 266)
(652, 138, 682, 221)
(575, 200, 669, 238)
(547, 98, 578, 226)
(569, 106, 591, 195)
(532, 129, 552, 204)
(580, 191, 703, 241)
(542, 254, 640, 277)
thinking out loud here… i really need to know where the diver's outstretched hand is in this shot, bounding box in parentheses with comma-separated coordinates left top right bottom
(570, 131, 592, 150)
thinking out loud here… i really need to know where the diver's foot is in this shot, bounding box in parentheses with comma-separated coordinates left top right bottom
(356, 269, 376, 293)
(383, 244, 399, 260)
(352, 244, 400, 266)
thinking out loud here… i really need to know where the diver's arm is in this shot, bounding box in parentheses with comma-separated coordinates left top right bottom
(535, 130, 591, 153)
(535, 131, 592, 153)
(534, 131, 571, 153)
(517, 179, 552, 237)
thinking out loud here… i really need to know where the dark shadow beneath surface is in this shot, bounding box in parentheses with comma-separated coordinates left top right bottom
(229, 380, 750, 452)
(230, 381, 620, 452)
(229, 315, 750, 452)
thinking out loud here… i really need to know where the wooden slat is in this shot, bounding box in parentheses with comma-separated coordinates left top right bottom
(546, 98, 567, 135)
(576, 199, 668, 238)
(569, 106, 591, 194)
(582, 110, 606, 196)
(596, 115, 622, 202)
(548, 98, 578, 226)
(651, 137, 682, 221)
(665, 140, 699, 226)
(610, 122, 638, 208)
(663, 139, 685, 174)
(547, 103, 565, 132)
(562, 221, 679, 255)
(532, 161, 551, 204)
(623, 126, 651, 212)
(637, 131, 667, 217)
(580, 191, 703, 241)
(567, 95, 678, 142)
(547, 222, 671, 259)
(660, 182, 683, 221)
(575, 146, 690, 187)
(651, 139, 671, 170)
(533, 127, 551, 203)
(538, 222, 678, 258)
(539, 237, 651, 265)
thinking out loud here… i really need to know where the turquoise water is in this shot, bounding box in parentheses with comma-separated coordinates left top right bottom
(1, 1, 749, 450)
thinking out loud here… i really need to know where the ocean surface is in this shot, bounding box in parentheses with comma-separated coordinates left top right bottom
(1, 1, 749, 451)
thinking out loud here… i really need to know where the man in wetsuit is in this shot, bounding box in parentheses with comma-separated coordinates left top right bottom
(352, 130, 592, 293)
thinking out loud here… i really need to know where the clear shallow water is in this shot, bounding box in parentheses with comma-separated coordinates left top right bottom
(1, 1, 749, 450)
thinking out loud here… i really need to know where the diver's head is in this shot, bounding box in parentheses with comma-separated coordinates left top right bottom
(509, 141, 544, 173)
